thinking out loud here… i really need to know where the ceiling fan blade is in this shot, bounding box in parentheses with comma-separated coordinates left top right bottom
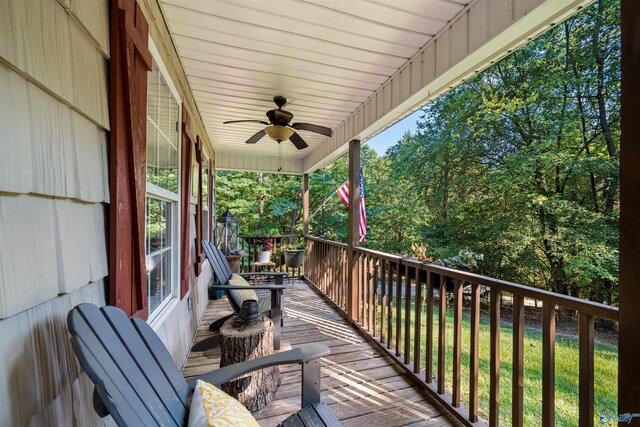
(223, 119, 269, 125)
(245, 129, 266, 144)
(291, 122, 333, 137)
(289, 131, 308, 150)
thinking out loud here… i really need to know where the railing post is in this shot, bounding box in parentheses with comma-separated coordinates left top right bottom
(619, 0, 640, 417)
(303, 174, 309, 236)
(347, 139, 361, 322)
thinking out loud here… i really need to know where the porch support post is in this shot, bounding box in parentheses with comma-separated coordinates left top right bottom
(303, 174, 309, 236)
(619, 0, 640, 415)
(347, 139, 361, 322)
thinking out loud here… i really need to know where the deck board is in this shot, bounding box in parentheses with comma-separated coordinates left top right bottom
(183, 280, 461, 427)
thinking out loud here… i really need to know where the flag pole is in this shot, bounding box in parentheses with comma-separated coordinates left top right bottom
(309, 178, 348, 219)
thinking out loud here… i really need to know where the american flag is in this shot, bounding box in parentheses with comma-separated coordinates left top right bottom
(336, 169, 367, 243)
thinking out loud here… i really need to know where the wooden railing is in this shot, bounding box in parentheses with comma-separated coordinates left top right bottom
(304, 236, 618, 427)
(239, 234, 304, 273)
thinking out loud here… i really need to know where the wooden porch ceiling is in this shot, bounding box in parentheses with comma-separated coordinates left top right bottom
(159, 0, 591, 174)
(158, 0, 469, 170)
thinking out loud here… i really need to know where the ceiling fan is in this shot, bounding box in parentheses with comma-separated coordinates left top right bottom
(222, 96, 333, 150)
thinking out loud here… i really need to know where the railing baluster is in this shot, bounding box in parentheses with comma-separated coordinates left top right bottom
(437, 274, 446, 394)
(373, 259, 379, 337)
(396, 263, 403, 356)
(490, 288, 500, 427)
(368, 256, 374, 333)
(469, 283, 480, 422)
(426, 271, 434, 384)
(452, 279, 462, 407)
(380, 260, 387, 344)
(404, 264, 412, 364)
(360, 253, 366, 326)
(513, 294, 525, 427)
(579, 312, 594, 427)
(413, 266, 422, 374)
(342, 248, 347, 309)
(543, 302, 556, 427)
(387, 261, 394, 350)
(330, 246, 335, 301)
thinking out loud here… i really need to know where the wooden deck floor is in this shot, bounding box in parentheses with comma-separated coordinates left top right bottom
(184, 279, 461, 427)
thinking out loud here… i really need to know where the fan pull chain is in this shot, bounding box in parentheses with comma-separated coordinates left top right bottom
(278, 141, 283, 172)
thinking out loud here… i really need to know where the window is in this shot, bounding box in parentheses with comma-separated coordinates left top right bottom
(202, 156, 210, 243)
(145, 41, 181, 319)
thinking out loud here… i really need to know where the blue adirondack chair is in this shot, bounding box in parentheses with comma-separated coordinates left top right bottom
(67, 303, 341, 426)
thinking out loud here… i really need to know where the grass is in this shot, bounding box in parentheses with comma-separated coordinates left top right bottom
(367, 298, 618, 427)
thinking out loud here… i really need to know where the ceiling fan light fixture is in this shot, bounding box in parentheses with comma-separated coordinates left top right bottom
(264, 125, 294, 142)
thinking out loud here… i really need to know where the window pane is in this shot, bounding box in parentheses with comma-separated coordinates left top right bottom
(146, 196, 173, 313)
(145, 55, 180, 318)
(146, 198, 168, 253)
(146, 60, 179, 193)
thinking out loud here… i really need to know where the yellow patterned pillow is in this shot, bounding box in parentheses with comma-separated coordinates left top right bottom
(228, 274, 258, 301)
(188, 379, 259, 427)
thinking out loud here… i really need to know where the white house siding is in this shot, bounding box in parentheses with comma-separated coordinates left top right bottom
(0, 0, 105, 425)
(0, 0, 214, 424)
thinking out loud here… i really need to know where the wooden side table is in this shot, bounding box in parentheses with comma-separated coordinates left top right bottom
(224, 255, 242, 273)
(252, 261, 276, 284)
(219, 317, 280, 411)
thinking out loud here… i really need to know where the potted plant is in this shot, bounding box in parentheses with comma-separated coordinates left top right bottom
(443, 249, 484, 273)
(410, 243, 454, 291)
(257, 238, 272, 263)
(282, 242, 305, 268)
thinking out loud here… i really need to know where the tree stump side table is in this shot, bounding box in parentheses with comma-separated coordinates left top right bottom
(219, 316, 280, 412)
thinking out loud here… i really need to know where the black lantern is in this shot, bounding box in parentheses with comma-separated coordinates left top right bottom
(216, 209, 239, 255)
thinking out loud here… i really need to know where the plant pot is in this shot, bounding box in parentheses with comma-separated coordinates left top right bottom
(432, 273, 456, 292)
(257, 250, 271, 263)
(284, 249, 304, 268)
(418, 270, 455, 292)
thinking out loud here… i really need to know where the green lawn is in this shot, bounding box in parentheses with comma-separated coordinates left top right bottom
(371, 299, 618, 426)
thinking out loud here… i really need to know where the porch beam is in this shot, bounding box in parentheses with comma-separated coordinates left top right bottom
(619, 0, 640, 415)
(302, 0, 591, 174)
(347, 139, 361, 322)
(303, 174, 309, 236)
(215, 152, 304, 175)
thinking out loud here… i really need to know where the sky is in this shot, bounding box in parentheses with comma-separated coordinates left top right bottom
(364, 109, 423, 156)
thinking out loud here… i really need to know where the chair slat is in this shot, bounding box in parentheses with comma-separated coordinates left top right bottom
(297, 404, 325, 427)
(68, 305, 178, 426)
(281, 414, 305, 427)
(102, 307, 189, 424)
(312, 402, 342, 427)
(70, 337, 153, 427)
